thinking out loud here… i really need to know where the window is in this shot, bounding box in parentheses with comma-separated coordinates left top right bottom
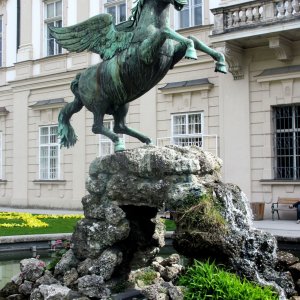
(104, 0, 126, 24)
(0, 132, 2, 179)
(45, 0, 62, 56)
(176, 0, 203, 29)
(99, 121, 124, 156)
(39, 125, 60, 180)
(172, 112, 203, 146)
(0, 16, 2, 67)
(273, 105, 300, 180)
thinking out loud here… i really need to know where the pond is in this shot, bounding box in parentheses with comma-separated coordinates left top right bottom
(0, 249, 52, 289)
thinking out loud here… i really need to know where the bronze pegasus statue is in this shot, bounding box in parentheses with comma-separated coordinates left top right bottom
(50, 0, 227, 152)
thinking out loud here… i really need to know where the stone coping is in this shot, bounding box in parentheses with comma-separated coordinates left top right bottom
(0, 233, 72, 244)
(0, 231, 298, 245)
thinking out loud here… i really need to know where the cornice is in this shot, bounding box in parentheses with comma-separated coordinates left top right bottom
(8, 69, 81, 92)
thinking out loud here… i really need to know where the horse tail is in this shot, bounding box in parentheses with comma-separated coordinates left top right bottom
(58, 73, 83, 148)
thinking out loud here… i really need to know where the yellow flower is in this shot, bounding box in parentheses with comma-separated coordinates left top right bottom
(0, 212, 83, 228)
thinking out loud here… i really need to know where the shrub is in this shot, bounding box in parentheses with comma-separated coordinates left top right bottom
(178, 260, 278, 300)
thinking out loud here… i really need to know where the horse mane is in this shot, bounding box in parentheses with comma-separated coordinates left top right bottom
(130, 0, 145, 27)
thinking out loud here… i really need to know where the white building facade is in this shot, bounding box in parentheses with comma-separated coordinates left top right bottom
(0, 0, 299, 219)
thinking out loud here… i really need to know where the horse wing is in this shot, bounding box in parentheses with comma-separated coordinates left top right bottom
(49, 13, 133, 60)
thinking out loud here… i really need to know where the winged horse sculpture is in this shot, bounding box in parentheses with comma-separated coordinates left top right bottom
(50, 0, 227, 152)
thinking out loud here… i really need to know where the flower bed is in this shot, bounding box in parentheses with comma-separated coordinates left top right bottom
(0, 212, 83, 229)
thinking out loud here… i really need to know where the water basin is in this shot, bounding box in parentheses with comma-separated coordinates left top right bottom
(0, 249, 51, 289)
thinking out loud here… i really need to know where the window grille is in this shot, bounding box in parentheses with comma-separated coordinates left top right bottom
(99, 121, 124, 156)
(171, 112, 203, 147)
(39, 125, 60, 180)
(45, 0, 62, 56)
(176, 0, 203, 29)
(104, 0, 126, 24)
(273, 105, 300, 180)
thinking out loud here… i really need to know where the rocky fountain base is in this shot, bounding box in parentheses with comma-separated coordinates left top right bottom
(1, 146, 298, 300)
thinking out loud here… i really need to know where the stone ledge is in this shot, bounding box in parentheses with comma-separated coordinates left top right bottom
(0, 233, 72, 244)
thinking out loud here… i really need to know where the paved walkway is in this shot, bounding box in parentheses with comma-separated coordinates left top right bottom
(253, 219, 300, 239)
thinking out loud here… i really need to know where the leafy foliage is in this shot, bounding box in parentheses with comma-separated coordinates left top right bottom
(46, 240, 70, 271)
(179, 260, 279, 300)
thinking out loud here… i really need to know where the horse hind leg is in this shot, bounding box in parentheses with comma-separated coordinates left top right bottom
(187, 35, 227, 74)
(58, 73, 83, 148)
(93, 113, 125, 152)
(113, 104, 152, 145)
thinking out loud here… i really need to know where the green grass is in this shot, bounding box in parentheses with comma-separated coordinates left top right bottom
(179, 260, 278, 300)
(0, 217, 81, 236)
(162, 219, 176, 231)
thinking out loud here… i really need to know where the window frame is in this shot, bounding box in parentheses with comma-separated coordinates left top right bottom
(99, 120, 125, 156)
(39, 125, 60, 180)
(44, 0, 63, 56)
(273, 105, 300, 180)
(171, 112, 204, 147)
(104, 0, 127, 24)
(175, 0, 204, 30)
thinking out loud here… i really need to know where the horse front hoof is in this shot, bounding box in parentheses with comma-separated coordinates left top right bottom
(145, 138, 153, 145)
(215, 62, 227, 74)
(185, 47, 198, 60)
(114, 140, 126, 152)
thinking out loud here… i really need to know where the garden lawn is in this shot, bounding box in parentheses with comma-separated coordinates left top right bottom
(163, 219, 176, 231)
(0, 214, 82, 236)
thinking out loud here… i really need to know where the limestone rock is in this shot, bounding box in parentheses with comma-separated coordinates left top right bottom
(86, 173, 109, 196)
(35, 271, 59, 287)
(277, 251, 300, 270)
(82, 195, 127, 224)
(54, 249, 79, 276)
(289, 263, 300, 279)
(106, 174, 168, 208)
(89, 248, 123, 279)
(91, 145, 221, 178)
(162, 282, 184, 300)
(20, 258, 45, 282)
(77, 258, 93, 276)
(72, 218, 130, 259)
(160, 265, 183, 282)
(151, 255, 184, 282)
(166, 285, 184, 300)
(30, 284, 70, 300)
(141, 284, 168, 300)
(66, 290, 90, 300)
(18, 280, 33, 295)
(0, 282, 19, 298)
(77, 275, 110, 299)
(11, 273, 23, 286)
(63, 268, 78, 287)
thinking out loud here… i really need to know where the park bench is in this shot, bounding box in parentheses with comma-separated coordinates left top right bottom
(271, 197, 299, 221)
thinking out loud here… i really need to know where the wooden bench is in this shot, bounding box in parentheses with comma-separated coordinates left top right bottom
(271, 198, 300, 220)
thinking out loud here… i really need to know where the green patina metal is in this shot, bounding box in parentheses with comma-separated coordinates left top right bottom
(50, 0, 227, 152)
